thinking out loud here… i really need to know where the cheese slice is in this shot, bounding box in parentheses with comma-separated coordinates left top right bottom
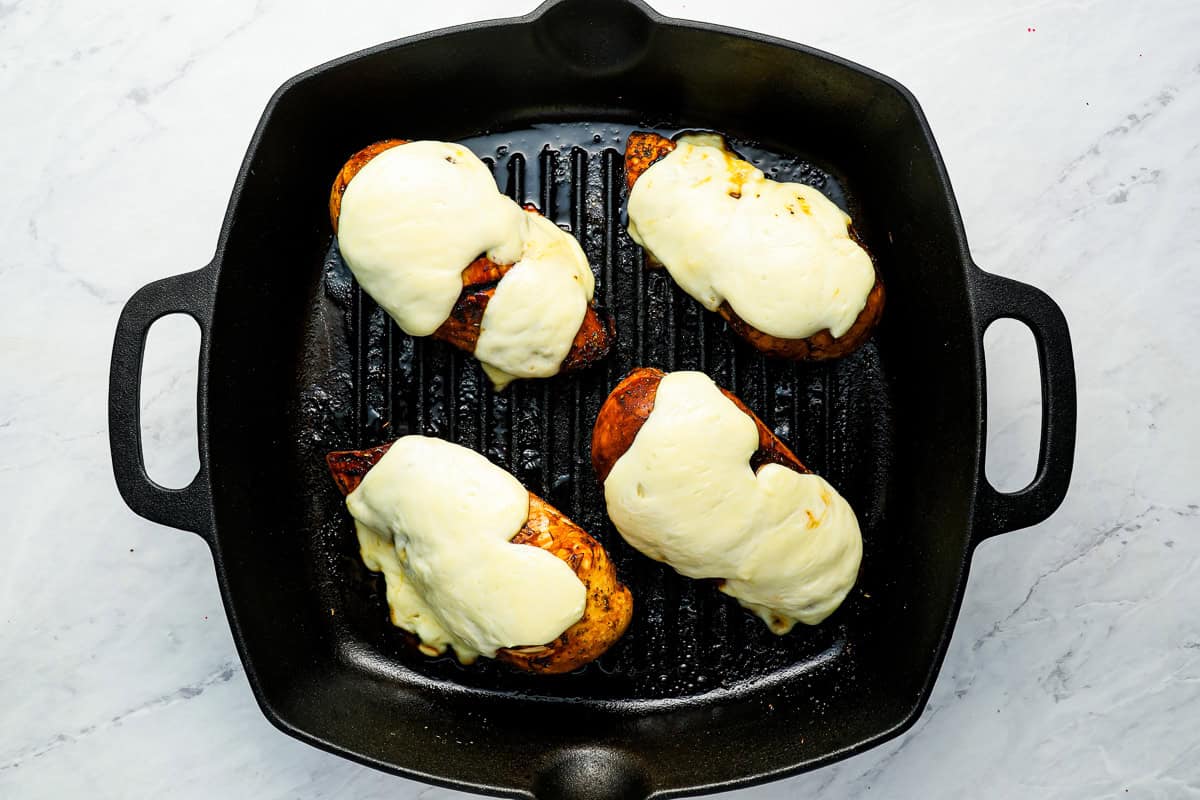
(346, 436, 587, 662)
(603, 371, 862, 631)
(627, 136, 874, 340)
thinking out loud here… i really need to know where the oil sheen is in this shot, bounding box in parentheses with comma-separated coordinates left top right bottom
(627, 135, 874, 340)
(336, 141, 591, 388)
(603, 371, 862, 632)
(346, 436, 586, 662)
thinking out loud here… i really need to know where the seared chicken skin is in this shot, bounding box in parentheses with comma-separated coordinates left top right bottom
(328, 442, 633, 674)
(624, 132, 884, 361)
(331, 140, 614, 375)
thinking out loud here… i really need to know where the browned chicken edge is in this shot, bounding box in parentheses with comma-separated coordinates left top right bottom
(329, 140, 615, 374)
(326, 442, 633, 674)
(623, 131, 885, 361)
(590, 367, 809, 485)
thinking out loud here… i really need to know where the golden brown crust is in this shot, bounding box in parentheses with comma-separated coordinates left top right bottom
(459, 254, 513, 287)
(330, 141, 613, 377)
(590, 367, 808, 485)
(498, 495, 633, 674)
(624, 131, 676, 192)
(432, 280, 616, 373)
(429, 204, 616, 368)
(623, 131, 884, 361)
(719, 278, 885, 360)
(326, 443, 632, 675)
(329, 139, 408, 233)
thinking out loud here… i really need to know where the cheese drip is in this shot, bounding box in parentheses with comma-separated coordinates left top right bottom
(336, 141, 592, 388)
(346, 436, 587, 662)
(475, 213, 594, 390)
(603, 371, 862, 631)
(627, 135, 874, 340)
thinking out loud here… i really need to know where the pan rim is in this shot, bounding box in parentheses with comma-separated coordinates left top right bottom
(198, 1, 987, 796)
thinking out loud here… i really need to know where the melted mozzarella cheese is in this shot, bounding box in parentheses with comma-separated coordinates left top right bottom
(336, 141, 593, 388)
(474, 214, 594, 390)
(337, 141, 526, 336)
(627, 136, 875, 340)
(603, 371, 862, 631)
(346, 436, 586, 662)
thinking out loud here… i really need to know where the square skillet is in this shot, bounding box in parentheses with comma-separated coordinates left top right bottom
(109, 0, 1076, 796)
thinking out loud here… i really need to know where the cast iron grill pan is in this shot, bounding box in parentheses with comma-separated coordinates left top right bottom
(108, 1, 1077, 795)
(300, 123, 894, 703)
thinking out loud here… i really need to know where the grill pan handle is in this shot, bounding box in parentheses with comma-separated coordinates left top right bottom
(531, 0, 658, 74)
(109, 266, 216, 541)
(533, 747, 652, 800)
(971, 267, 1076, 540)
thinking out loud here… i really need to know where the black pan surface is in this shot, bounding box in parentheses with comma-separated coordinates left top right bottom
(305, 120, 888, 703)
(109, 1, 1076, 797)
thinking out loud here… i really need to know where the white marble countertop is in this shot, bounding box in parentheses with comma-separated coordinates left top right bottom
(2, 0, 1198, 797)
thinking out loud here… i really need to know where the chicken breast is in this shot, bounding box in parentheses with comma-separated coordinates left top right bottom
(331, 140, 614, 379)
(624, 131, 884, 361)
(328, 442, 633, 674)
(592, 368, 862, 632)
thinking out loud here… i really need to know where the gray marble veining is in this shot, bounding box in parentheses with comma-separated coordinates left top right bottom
(1, 0, 1198, 797)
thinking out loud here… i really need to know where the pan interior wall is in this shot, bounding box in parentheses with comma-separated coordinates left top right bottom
(297, 122, 900, 704)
